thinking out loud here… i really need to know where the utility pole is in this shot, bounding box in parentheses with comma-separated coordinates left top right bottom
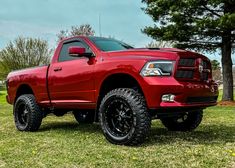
(99, 13, 102, 37)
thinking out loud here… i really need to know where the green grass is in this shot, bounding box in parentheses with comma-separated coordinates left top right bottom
(0, 90, 7, 104)
(0, 91, 235, 168)
(218, 89, 235, 101)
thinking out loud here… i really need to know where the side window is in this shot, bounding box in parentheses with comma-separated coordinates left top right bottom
(58, 41, 92, 62)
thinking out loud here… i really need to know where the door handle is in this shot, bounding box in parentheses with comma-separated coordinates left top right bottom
(53, 67, 62, 72)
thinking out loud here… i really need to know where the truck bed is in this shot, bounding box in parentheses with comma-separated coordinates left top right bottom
(6, 65, 50, 104)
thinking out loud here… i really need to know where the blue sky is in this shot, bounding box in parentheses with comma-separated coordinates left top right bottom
(0, 0, 154, 49)
(0, 0, 230, 62)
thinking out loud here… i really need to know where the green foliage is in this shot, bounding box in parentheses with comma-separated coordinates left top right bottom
(142, 0, 235, 51)
(211, 61, 222, 81)
(0, 37, 52, 80)
(0, 64, 6, 81)
(57, 24, 95, 42)
(211, 59, 221, 70)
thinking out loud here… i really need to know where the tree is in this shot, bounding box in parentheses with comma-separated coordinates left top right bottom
(0, 37, 52, 79)
(0, 63, 6, 81)
(211, 59, 222, 82)
(146, 40, 174, 48)
(57, 24, 95, 42)
(211, 60, 221, 70)
(142, 0, 235, 101)
(232, 54, 235, 64)
(233, 66, 235, 86)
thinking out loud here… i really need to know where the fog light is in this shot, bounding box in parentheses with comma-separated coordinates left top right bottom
(162, 94, 175, 102)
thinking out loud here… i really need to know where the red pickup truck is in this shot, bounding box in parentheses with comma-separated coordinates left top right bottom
(6, 36, 218, 145)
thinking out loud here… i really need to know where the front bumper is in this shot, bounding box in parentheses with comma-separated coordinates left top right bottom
(141, 77, 218, 109)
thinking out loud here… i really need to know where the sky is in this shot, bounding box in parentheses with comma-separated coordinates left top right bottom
(0, 0, 230, 62)
(0, 0, 155, 49)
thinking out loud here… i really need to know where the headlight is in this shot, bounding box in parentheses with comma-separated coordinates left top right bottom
(140, 61, 174, 76)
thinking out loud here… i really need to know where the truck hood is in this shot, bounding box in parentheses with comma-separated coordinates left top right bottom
(106, 48, 209, 61)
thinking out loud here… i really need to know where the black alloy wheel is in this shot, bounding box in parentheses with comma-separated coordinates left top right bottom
(14, 94, 43, 131)
(99, 88, 151, 145)
(160, 110, 203, 131)
(104, 98, 134, 138)
(73, 110, 94, 124)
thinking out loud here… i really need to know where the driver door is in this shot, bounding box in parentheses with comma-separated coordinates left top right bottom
(48, 39, 96, 108)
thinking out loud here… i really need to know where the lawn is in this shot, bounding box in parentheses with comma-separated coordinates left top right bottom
(0, 90, 234, 168)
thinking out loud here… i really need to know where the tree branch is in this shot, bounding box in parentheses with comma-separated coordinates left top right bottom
(202, 5, 222, 17)
(188, 40, 221, 45)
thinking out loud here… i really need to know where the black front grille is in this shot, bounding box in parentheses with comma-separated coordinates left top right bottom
(176, 58, 211, 81)
(201, 60, 210, 80)
(202, 60, 209, 69)
(176, 58, 195, 80)
(176, 70, 194, 79)
(178, 58, 195, 67)
(186, 96, 217, 104)
(201, 72, 208, 81)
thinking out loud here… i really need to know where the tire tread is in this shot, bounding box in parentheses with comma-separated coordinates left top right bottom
(14, 94, 43, 131)
(161, 110, 203, 131)
(99, 88, 151, 145)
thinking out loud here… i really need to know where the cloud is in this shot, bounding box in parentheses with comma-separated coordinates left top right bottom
(0, 20, 59, 48)
(0, 0, 154, 49)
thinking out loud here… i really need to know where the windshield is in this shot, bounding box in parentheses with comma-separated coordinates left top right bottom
(89, 37, 134, 52)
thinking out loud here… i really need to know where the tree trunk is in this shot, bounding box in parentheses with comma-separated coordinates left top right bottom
(221, 35, 234, 101)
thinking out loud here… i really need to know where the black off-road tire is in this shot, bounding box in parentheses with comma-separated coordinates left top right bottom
(73, 110, 94, 124)
(14, 94, 43, 131)
(160, 110, 203, 131)
(99, 88, 151, 146)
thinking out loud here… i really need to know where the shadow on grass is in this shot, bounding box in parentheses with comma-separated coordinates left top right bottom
(146, 124, 235, 145)
(39, 121, 235, 145)
(39, 122, 102, 134)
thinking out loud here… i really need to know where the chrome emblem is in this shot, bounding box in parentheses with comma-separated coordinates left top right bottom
(198, 58, 204, 74)
(199, 64, 203, 73)
(210, 86, 215, 93)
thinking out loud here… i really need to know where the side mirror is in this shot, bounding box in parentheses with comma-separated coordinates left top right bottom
(69, 46, 86, 57)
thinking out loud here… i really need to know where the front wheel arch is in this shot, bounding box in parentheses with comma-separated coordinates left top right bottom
(96, 73, 145, 121)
